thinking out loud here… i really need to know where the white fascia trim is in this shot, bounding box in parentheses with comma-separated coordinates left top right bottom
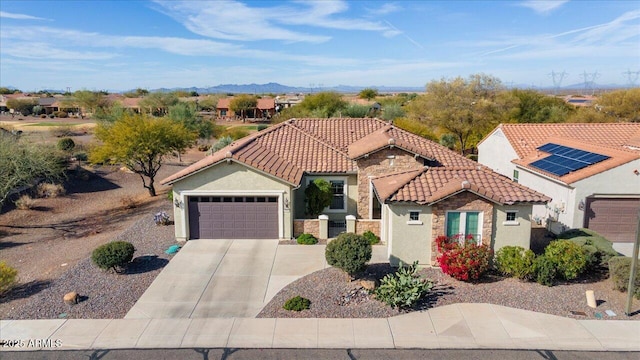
(179, 190, 286, 239)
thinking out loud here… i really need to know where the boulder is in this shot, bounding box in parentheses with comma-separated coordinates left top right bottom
(360, 279, 378, 291)
(63, 292, 79, 305)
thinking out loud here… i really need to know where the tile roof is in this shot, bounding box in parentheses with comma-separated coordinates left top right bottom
(161, 118, 548, 204)
(372, 167, 550, 205)
(486, 123, 640, 184)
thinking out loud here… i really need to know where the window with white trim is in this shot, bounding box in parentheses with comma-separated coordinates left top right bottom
(307, 177, 347, 213)
(513, 169, 519, 183)
(446, 211, 482, 244)
(503, 210, 519, 225)
(407, 210, 422, 225)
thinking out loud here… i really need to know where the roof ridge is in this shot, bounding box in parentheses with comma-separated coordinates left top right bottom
(287, 119, 352, 158)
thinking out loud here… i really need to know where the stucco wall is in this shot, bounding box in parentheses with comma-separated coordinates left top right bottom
(170, 161, 293, 240)
(478, 128, 519, 179)
(516, 166, 574, 231)
(355, 148, 424, 219)
(492, 204, 533, 250)
(571, 159, 640, 228)
(388, 204, 432, 267)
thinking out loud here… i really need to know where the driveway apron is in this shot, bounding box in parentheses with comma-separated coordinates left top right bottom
(126, 240, 278, 319)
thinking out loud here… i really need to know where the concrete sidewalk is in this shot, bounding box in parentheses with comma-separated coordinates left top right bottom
(1, 304, 638, 352)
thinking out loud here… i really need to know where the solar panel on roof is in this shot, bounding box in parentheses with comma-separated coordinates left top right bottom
(529, 143, 610, 177)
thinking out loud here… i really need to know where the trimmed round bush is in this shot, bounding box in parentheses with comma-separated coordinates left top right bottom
(57, 137, 75, 152)
(544, 240, 587, 280)
(296, 233, 318, 245)
(92, 241, 135, 272)
(283, 295, 311, 311)
(557, 228, 618, 268)
(54, 111, 68, 118)
(362, 230, 380, 245)
(325, 232, 372, 276)
(495, 246, 537, 280)
(0, 261, 18, 295)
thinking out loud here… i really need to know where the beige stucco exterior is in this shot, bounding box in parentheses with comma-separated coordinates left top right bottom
(492, 204, 533, 250)
(170, 161, 293, 241)
(386, 204, 432, 267)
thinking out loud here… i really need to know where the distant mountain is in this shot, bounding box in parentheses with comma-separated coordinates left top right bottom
(145, 82, 424, 95)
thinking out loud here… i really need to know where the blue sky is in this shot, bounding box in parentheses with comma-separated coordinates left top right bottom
(1, 0, 638, 92)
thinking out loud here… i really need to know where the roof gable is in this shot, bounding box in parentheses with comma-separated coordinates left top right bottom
(373, 167, 549, 205)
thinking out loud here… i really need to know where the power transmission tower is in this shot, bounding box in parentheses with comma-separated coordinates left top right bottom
(548, 71, 567, 95)
(622, 69, 640, 87)
(580, 71, 600, 95)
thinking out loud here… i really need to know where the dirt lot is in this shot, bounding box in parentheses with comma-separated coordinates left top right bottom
(0, 135, 205, 317)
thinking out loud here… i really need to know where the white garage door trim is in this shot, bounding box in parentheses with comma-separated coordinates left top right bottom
(179, 190, 285, 239)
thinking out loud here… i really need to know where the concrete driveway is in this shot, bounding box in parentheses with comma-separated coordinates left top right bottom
(126, 240, 387, 319)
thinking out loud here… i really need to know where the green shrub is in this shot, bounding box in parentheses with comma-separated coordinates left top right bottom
(305, 179, 333, 217)
(609, 256, 640, 300)
(557, 228, 618, 268)
(57, 137, 75, 152)
(375, 261, 433, 309)
(296, 233, 318, 245)
(533, 255, 557, 286)
(325, 232, 372, 276)
(283, 295, 311, 311)
(54, 111, 68, 118)
(544, 240, 588, 280)
(91, 241, 136, 272)
(362, 230, 380, 245)
(257, 124, 269, 131)
(495, 246, 537, 280)
(73, 152, 88, 162)
(167, 191, 174, 202)
(222, 127, 249, 140)
(0, 261, 18, 294)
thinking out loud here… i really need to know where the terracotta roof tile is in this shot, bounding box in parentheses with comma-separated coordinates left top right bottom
(162, 118, 549, 206)
(373, 167, 549, 205)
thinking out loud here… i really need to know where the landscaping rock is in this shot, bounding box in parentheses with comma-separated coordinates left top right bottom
(360, 279, 378, 291)
(63, 292, 79, 305)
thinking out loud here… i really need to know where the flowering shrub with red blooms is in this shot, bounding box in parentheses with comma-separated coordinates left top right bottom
(435, 235, 493, 281)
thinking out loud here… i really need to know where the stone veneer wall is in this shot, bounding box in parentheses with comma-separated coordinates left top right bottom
(355, 220, 381, 237)
(356, 148, 423, 219)
(430, 192, 494, 265)
(293, 219, 320, 238)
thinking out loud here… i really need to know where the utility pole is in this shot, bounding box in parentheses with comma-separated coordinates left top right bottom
(625, 209, 640, 316)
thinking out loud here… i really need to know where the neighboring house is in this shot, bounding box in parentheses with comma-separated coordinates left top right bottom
(478, 123, 640, 243)
(161, 118, 548, 266)
(216, 98, 276, 120)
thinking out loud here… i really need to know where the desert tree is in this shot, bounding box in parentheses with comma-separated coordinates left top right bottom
(406, 74, 515, 153)
(69, 90, 111, 117)
(358, 88, 379, 100)
(139, 92, 179, 116)
(90, 113, 196, 196)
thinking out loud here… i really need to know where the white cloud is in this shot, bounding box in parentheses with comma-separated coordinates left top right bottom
(519, 1, 569, 14)
(2, 43, 117, 60)
(0, 11, 49, 21)
(365, 3, 402, 17)
(153, 0, 400, 42)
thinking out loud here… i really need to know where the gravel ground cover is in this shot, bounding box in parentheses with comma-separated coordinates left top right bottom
(1, 204, 176, 319)
(258, 259, 640, 321)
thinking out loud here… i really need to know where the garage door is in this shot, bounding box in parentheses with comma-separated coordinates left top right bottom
(584, 198, 640, 243)
(188, 196, 279, 239)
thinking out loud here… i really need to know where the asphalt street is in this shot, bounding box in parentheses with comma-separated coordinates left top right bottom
(2, 349, 638, 360)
